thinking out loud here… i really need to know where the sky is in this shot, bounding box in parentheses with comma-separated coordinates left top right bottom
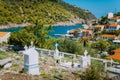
(63, 0, 120, 18)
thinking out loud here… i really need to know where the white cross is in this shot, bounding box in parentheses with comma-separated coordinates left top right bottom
(55, 43, 58, 50)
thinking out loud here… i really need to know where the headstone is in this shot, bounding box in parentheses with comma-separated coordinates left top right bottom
(54, 43, 59, 59)
(80, 50, 91, 68)
(103, 60, 107, 71)
(84, 50, 88, 56)
(110, 59, 113, 67)
(48, 50, 51, 55)
(30, 41, 33, 47)
(24, 45, 28, 50)
(54, 43, 61, 64)
(23, 46, 40, 75)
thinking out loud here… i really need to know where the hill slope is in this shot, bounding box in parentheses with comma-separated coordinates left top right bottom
(0, 0, 96, 25)
(59, 1, 96, 20)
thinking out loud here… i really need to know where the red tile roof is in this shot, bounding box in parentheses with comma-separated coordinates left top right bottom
(109, 23, 118, 27)
(81, 29, 93, 35)
(116, 16, 120, 19)
(107, 53, 120, 60)
(101, 34, 116, 38)
(0, 32, 9, 37)
(112, 48, 120, 53)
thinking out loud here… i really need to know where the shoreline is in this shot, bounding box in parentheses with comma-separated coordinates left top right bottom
(0, 19, 85, 29)
(0, 23, 30, 29)
(52, 18, 85, 26)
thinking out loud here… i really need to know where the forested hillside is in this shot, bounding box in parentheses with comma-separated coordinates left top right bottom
(0, 0, 96, 25)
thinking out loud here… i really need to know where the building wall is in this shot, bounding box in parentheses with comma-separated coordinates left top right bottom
(106, 26, 117, 32)
(108, 13, 114, 19)
(101, 36, 114, 40)
(117, 25, 120, 30)
(117, 19, 120, 23)
(0, 32, 11, 43)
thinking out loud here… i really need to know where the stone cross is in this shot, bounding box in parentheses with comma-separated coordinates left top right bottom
(31, 41, 33, 47)
(84, 50, 88, 56)
(110, 59, 113, 67)
(103, 60, 107, 71)
(24, 45, 28, 50)
(81, 50, 91, 68)
(55, 43, 58, 50)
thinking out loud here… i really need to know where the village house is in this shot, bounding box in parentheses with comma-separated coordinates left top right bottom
(113, 35, 120, 44)
(109, 16, 120, 24)
(0, 32, 11, 43)
(112, 48, 120, 54)
(108, 12, 114, 19)
(67, 29, 93, 38)
(101, 34, 117, 40)
(116, 16, 120, 23)
(93, 25, 105, 32)
(80, 29, 93, 37)
(105, 23, 120, 32)
(112, 16, 120, 23)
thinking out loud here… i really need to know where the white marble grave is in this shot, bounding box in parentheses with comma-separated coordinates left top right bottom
(80, 50, 91, 68)
(54, 43, 59, 59)
(23, 45, 40, 75)
(54, 43, 62, 63)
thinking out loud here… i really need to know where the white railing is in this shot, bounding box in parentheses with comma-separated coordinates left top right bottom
(36, 48, 119, 64)
(107, 67, 120, 74)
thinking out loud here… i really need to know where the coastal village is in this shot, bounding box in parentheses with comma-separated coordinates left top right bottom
(66, 12, 120, 43)
(0, 12, 120, 80)
(0, 0, 120, 80)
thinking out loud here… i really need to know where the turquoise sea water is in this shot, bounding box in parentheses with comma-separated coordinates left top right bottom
(0, 24, 82, 38)
(50, 24, 82, 38)
(0, 27, 24, 32)
(64, 0, 120, 18)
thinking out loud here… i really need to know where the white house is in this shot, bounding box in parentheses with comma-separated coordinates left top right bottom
(106, 23, 120, 32)
(108, 12, 114, 19)
(67, 29, 93, 38)
(115, 16, 120, 23)
(117, 19, 120, 23)
(101, 34, 116, 40)
(113, 39, 120, 44)
(0, 32, 11, 43)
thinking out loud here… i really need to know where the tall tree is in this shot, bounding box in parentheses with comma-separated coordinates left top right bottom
(79, 37, 89, 47)
(8, 21, 55, 49)
(8, 29, 37, 47)
(99, 16, 109, 25)
(58, 38, 79, 53)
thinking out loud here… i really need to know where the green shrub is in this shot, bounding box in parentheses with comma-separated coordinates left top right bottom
(40, 71, 48, 78)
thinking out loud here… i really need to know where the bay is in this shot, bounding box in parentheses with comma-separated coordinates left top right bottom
(0, 24, 83, 38)
(0, 27, 24, 32)
(50, 24, 82, 38)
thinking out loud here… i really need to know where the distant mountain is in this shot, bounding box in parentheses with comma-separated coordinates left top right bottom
(0, 0, 96, 25)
